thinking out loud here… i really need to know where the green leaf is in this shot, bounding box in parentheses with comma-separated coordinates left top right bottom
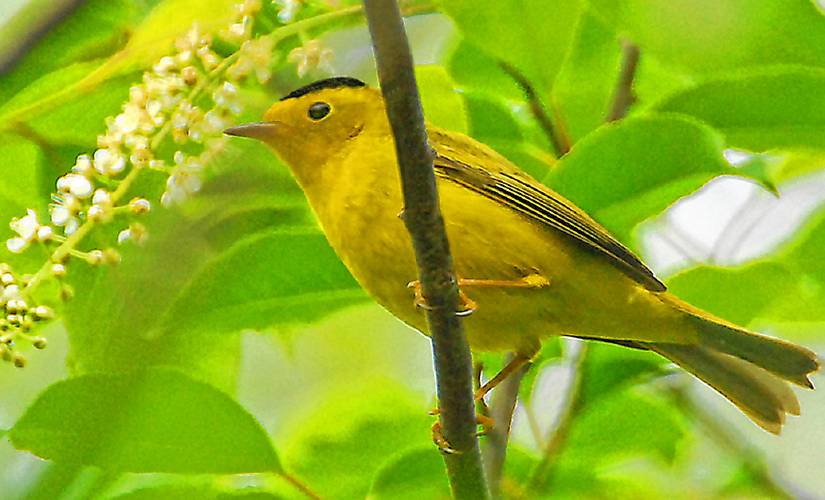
(442, 0, 584, 96)
(563, 388, 687, 466)
(578, 343, 669, 409)
(447, 39, 523, 100)
(588, 0, 825, 73)
(10, 369, 280, 473)
(0, 0, 156, 102)
(285, 382, 433, 499)
(369, 447, 450, 500)
(158, 230, 366, 336)
(109, 485, 285, 500)
(656, 67, 825, 152)
(544, 114, 741, 241)
(552, 11, 622, 142)
(417, 65, 468, 133)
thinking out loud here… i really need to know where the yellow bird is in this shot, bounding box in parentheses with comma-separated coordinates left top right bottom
(226, 77, 819, 434)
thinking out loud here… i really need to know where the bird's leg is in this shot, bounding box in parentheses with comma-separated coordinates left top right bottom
(407, 273, 550, 316)
(476, 353, 532, 402)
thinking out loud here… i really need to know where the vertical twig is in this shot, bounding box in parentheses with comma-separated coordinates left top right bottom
(499, 62, 571, 157)
(526, 342, 588, 493)
(482, 354, 531, 498)
(361, 1, 489, 498)
(606, 40, 640, 122)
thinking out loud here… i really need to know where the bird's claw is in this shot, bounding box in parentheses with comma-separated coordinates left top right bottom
(407, 281, 477, 317)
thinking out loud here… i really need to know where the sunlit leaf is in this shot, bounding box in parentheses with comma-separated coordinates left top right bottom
(552, 11, 621, 142)
(442, 0, 584, 97)
(656, 67, 825, 152)
(110, 485, 285, 500)
(544, 114, 756, 241)
(588, 0, 825, 73)
(417, 65, 468, 133)
(10, 369, 281, 473)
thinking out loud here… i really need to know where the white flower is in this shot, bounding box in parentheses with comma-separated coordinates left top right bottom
(288, 39, 334, 78)
(93, 148, 126, 176)
(57, 174, 93, 198)
(6, 209, 43, 253)
(274, 0, 300, 23)
(228, 37, 275, 83)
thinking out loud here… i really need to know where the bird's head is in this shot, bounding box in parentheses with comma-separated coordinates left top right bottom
(225, 77, 385, 189)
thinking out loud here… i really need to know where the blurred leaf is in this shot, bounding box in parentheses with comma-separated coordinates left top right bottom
(578, 343, 668, 409)
(667, 206, 825, 327)
(0, 0, 157, 102)
(417, 65, 468, 133)
(369, 447, 450, 500)
(62, 142, 364, 389)
(544, 114, 755, 241)
(10, 369, 281, 473)
(765, 149, 825, 185)
(447, 39, 523, 100)
(588, 0, 825, 73)
(442, 0, 584, 98)
(26, 72, 139, 145)
(109, 485, 285, 500)
(563, 388, 687, 466)
(552, 11, 622, 142)
(285, 382, 432, 499)
(656, 67, 825, 152)
(0, 60, 105, 124)
(158, 230, 366, 336)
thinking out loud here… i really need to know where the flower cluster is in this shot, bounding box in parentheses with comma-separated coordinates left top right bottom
(0, 0, 275, 366)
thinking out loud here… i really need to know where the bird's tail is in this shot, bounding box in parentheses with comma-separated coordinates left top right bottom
(642, 294, 820, 434)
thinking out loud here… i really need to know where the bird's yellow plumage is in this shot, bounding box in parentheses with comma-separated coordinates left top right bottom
(226, 77, 819, 434)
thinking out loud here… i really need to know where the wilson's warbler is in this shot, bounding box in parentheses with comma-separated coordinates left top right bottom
(226, 77, 819, 433)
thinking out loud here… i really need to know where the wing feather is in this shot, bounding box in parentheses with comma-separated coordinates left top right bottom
(431, 135, 666, 292)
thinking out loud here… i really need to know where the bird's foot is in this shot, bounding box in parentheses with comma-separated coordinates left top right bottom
(406, 280, 477, 316)
(430, 412, 496, 454)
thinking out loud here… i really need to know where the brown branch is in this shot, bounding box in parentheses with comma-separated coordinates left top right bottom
(361, 1, 489, 498)
(482, 353, 531, 498)
(606, 40, 640, 122)
(499, 62, 571, 157)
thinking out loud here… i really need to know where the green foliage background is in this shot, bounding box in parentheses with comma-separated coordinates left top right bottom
(1, 0, 824, 498)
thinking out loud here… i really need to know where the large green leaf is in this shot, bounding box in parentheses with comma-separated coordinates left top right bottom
(442, 0, 584, 97)
(109, 485, 285, 500)
(10, 369, 281, 473)
(552, 11, 622, 142)
(417, 65, 468, 133)
(588, 0, 825, 73)
(563, 388, 687, 466)
(543, 114, 739, 241)
(656, 67, 825, 152)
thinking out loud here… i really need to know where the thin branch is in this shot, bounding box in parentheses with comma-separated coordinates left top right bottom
(606, 40, 640, 122)
(499, 62, 571, 157)
(279, 471, 322, 500)
(527, 342, 588, 494)
(482, 353, 531, 498)
(362, 1, 489, 498)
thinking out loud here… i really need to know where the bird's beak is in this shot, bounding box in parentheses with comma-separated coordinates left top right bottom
(223, 122, 280, 141)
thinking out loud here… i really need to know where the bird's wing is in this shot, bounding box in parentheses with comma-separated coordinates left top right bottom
(430, 131, 666, 292)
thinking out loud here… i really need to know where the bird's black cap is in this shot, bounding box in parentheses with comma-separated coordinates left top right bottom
(280, 77, 367, 101)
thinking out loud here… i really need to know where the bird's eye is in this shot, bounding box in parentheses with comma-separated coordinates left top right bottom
(308, 102, 331, 120)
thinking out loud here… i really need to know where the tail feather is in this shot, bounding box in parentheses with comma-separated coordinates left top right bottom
(647, 343, 800, 434)
(661, 293, 820, 388)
